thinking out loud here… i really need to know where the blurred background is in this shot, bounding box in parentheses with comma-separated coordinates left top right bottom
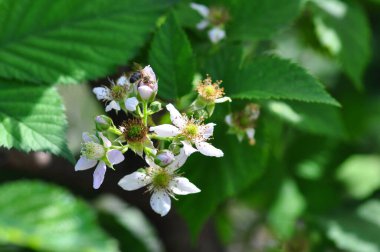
(0, 0, 380, 251)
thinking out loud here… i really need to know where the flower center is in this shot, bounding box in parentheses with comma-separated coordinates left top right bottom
(196, 76, 224, 102)
(204, 85, 216, 96)
(121, 118, 148, 143)
(209, 6, 230, 26)
(151, 169, 171, 189)
(111, 85, 126, 101)
(82, 142, 105, 160)
(183, 124, 199, 139)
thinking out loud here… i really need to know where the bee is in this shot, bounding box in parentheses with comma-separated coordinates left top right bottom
(129, 71, 141, 83)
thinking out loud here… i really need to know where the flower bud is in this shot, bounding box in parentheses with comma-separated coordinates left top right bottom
(138, 85, 155, 101)
(95, 115, 113, 131)
(154, 150, 175, 167)
(149, 101, 162, 113)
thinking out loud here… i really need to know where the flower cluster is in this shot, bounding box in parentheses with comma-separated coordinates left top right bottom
(75, 65, 231, 216)
(190, 3, 229, 44)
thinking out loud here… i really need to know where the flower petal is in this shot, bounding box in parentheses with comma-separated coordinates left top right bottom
(181, 141, 198, 156)
(190, 2, 209, 17)
(105, 100, 121, 112)
(117, 75, 129, 86)
(150, 190, 171, 217)
(98, 132, 111, 148)
(93, 161, 106, 189)
(107, 149, 124, 165)
(118, 172, 151, 191)
(215, 97, 232, 103)
(169, 177, 201, 195)
(167, 148, 188, 172)
(195, 141, 224, 157)
(82, 132, 94, 143)
(150, 124, 180, 137)
(138, 86, 154, 101)
(93, 87, 110, 100)
(125, 97, 139, 111)
(246, 128, 255, 140)
(196, 19, 209, 30)
(208, 27, 226, 44)
(145, 156, 160, 169)
(199, 123, 216, 140)
(225, 114, 233, 126)
(75, 156, 97, 171)
(142, 65, 157, 83)
(166, 104, 186, 128)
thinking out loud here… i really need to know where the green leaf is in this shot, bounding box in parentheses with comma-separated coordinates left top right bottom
(268, 178, 306, 239)
(229, 56, 340, 106)
(0, 0, 175, 85)
(227, 0, 302, 40)
(0, 81, 72, 161)
(149, 13, 195, 99)
(310, 0, 371, 89)
(0, 180, 118, 252)
(337, 155, 380, 199)
(267, 101, 346, 139)
(323, 200, 380, 252)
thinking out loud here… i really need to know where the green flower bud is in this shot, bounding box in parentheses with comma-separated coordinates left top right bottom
(95, 115, 113, 131)
(149, 101, 162, 113)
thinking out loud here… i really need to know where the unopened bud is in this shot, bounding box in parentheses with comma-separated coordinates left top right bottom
(154, 150, 175, 167)
(149, 101, 162, 113)
(95, 115, 113, 131)
(138, 86, 155, 101)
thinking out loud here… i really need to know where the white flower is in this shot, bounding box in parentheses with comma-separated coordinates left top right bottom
(75, 132, 124, 189)
(190, 3, 210, 30)
(118, 149, 200, 216)
(93, 76, 136, 112)
(208, 27, 226, 44)
(150, 104, 223, 157)
(136, 65, 158, 101)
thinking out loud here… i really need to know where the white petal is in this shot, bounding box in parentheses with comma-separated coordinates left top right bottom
(150, 190, 171, 217)
(93, 161, 106, 189)
(167, 148, 188, 172)
(98, 132, 111, 148)
(138, 86, 154, 101)
(196, 19, 209, 30)
(75, 156, 97, 171)
(169, 177, 201, 195)
(105, 100, 121, 112)
(181, 141, 198, 156)
(93, 87, 110, 100)
(145, 156, 160, 169)
(117, 75, 129, 86)
(199, 123, 216, 140)
(208, 27, 226, 44)
(125, 97, 139, 111)
(166, 104, 186, 128)
(142, 65, 157, 82)
(150, 124, 180, 137)
(215, 97, 232, 103)
(118, 172, 151, 191)
(195, 141, 224, 157)
(190, 3, 209, 17)
(107, 149, 124, 165)
(82, 132, 93, 143)
(225, 114, 233, 126)
(246, 128, 255, 140)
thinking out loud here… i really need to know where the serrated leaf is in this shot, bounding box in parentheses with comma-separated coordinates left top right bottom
(227, 0, 302, 40)
(229, 56, 339, 106)
(0, 180, 118, 252)
(0, 81, 72, 161)
(310, 0, 371, 89)
(149, 13, 195, 99)
(0, 0, 175, 85)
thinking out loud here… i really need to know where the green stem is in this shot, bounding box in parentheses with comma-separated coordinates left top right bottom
(143, 101, 148, 126)
(149, 134, 174, 141)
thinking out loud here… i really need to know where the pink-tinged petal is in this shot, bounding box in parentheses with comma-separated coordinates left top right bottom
(190, 2, 209, 17)
(107, 150, 124, 165)
(75, 156, 97, 171)
(199, 123, 216, 139)
(195, 141, 224, 157)
(225, 114, 233, 126)
(93, 161, 106, 189)
(181, 141, 198, 156)
(246, 128, 255, 140)
(118, 172, 151, 191)
(215, 97, 232, 103)
(208, 27, 226, 44)
(105, 100, 121, 112)
(167, 148, 187, 172)
(98, 132, 111, 148)
(150, 190, 171, 217)
(93, 87, 110, 100)
(138, 86, 154, 101)
(196, 19, 209, 30)
(150, 124, 180, 137)
(166, 104, 186, 128)
(142, 65, 157, 82)
(125, 97, 139, 111)
(169, 177, 201, 195)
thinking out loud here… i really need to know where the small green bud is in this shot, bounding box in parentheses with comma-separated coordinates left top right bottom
(169, 143, 181, 155)
(149, 101, 162, 113)
(95, 115, 113, 131)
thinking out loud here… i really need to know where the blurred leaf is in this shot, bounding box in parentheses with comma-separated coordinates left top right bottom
(267, 101, 346, 139)
(229, 56, 340, 106)
(323, 200, 380, 252)
(268, 178, 306, 239)
(310, 0, 371, 89)
(0, 81, 73, 161)
(0, 0, 175, 85)
(337, 155, 380, 199)
(227, 0, 302, 40)
(150, 13, 195, 99)
(0, 180, 117, 252)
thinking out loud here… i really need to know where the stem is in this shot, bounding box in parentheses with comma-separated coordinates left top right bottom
(143, 101, 148, 126)
(149, 134, 174, 141)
